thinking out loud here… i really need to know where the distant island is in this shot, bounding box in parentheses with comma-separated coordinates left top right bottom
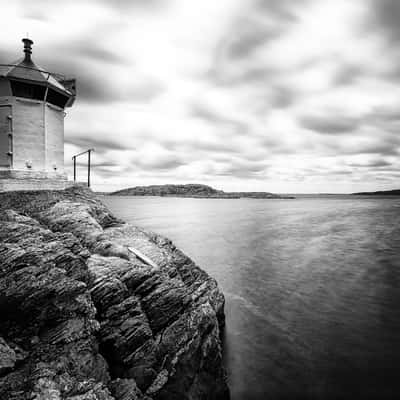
(110, 184, 294, 199)
(352, 189, 400, 196)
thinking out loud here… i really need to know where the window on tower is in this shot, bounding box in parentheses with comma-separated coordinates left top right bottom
(10, 80, 69, 109)
(10, 80, 46, 101)
(46, 88, 69, 109)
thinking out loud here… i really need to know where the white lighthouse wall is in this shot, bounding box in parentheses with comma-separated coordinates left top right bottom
(0, 97, 71, 191)
(0, 78, 12, 97)
(45, 104, 64, 173)
(12, 98, 45, 171)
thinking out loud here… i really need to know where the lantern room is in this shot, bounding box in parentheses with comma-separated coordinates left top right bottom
(0, 38, 76, 189)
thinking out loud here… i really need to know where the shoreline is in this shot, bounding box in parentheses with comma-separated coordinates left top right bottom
(102, 193, 295, 199)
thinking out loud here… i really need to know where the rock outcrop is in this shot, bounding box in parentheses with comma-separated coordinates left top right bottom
(0, 186, 229, 400)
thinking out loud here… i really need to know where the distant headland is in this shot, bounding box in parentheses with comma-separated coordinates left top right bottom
(352, 189, 400, 196)
(110, 184, 295, 199)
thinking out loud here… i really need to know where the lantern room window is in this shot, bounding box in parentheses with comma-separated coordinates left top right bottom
(46, 88, 69, 109)
(10, 80, 46, 101)
(9, 80, 69, 109)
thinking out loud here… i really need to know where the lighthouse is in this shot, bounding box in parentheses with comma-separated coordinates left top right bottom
(0, 38, 76, 191)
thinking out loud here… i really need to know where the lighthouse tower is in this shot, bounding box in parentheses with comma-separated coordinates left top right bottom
(0, 38, 76, 191)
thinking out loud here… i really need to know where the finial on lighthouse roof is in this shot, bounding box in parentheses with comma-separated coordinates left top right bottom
(22, 37, 34, 62)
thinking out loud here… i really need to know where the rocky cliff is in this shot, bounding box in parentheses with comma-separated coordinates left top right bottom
(0, 186, 229, 400)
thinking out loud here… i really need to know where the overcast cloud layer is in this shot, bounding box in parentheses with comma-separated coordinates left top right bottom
(1, 0, 400, 193)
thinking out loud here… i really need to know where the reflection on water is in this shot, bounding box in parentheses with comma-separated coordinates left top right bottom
(103, 195, 400, 399)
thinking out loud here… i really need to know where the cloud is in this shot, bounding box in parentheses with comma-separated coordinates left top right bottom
(129, 81, 166, 103)
(299, 114, 361, 134)
(134, 156, 185, 171)
(207, 0, 311, 87)
(0, 50, 16, 64)
(366, 0, 400, 44)
(207, 64, 279, 87)
(127, 144, 187, 172)
(97, 0, 170, 12)
(22, 11, 49, 22)
(368, 105, 400, 122)
(349, 160, 392, 168)
(218, 160, 268, 178)
(18, 0, 170, 13)
(200, 156, 269, 179)
(269, 86, 298, 109)
(358, 142, 399, 157)
(90, 160, 121, 168)
(222, 21, 282, 61)
(333, 64, 364, 86)
(169, 137, 243, 156)
(256, 0, 311, 22)
(189, 102, 248, 134)
(60, 41, 127, 64)
(65, 135, 131, 153)
(365, 105, 400, 136)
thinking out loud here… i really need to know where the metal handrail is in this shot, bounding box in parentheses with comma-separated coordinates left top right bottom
(72, 148, 94, 187)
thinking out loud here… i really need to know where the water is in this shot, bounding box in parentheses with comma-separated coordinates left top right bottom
(102, 195, 400, 399)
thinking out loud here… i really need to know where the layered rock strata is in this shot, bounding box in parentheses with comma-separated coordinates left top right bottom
(0, 186, 229, 400)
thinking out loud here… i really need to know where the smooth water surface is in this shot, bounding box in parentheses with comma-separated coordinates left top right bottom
(103, 195, 400, 399)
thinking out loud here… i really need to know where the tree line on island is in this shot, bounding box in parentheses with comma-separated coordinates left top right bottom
(101, 184, 400, 198)
(352, 189, 400, 196)
(110, 184, 295, 199)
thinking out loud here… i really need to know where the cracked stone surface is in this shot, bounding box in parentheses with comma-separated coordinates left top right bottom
(0, 186, 229, 400)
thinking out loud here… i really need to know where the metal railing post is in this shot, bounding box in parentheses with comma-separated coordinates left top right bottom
(71, 148, 94, 187)
(87, 149, 91, 187)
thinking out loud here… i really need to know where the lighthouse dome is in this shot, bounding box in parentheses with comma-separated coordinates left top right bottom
(0, 38, 76, 108)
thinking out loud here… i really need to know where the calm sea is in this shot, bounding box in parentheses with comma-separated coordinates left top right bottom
(103, 195, 400, 400)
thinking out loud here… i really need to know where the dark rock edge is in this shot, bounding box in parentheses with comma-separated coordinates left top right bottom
(0, 186, 230, 400)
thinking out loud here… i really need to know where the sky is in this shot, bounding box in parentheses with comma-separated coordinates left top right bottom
(1, 0, 400, 193)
